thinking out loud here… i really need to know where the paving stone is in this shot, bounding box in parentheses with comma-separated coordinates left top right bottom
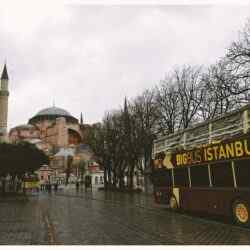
(0, 189, 250, 244)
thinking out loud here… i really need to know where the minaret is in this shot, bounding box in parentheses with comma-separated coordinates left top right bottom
(0, 64, 9, 142)
(80, 112, 83, 125)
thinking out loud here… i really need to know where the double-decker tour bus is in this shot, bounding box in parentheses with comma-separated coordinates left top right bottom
(152, 104, 250, 226)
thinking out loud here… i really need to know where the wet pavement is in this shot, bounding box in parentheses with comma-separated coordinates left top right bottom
(0, 186, 250, 245)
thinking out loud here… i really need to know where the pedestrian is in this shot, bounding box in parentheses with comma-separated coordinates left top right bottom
(54, 182, 58, 192)
(76, 181, 79, 191)
(48, 182, 52, 193)
(17, 179, 21, 192)
(1, 178, 5, 194)
(22, 181, 26, 194)
(41, 179, 46, 191)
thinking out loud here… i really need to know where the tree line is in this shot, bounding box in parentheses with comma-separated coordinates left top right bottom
(86, 19, 250, 191)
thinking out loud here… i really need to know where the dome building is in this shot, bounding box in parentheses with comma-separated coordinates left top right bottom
(5, 68, 103, 185)
(9, 106, 83, 151)
(9, 106, 98, 184)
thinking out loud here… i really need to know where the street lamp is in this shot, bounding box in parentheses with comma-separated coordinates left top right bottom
(73, 156, 81, 179)
(66, 155, 73, 185)
(103, 140, 108, 189)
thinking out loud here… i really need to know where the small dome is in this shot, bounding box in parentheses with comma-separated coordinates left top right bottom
(9, 124, 36, 135)
(11, 124, 35, 130)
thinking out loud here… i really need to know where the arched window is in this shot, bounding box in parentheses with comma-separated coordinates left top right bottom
(68, 129, 82, 145)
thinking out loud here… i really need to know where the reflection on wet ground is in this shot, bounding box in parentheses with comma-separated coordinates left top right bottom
(0, 188, 250, 244)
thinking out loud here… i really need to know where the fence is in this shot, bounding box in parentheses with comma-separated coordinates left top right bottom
(0, 178, 23, 194)
(153, 104, 250, 156)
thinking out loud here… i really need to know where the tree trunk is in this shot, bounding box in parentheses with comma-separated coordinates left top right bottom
(113, 171, 117, 188)
(1, 179, 5, 194)
(129, 164, 134, 190)
(65, 167, 70, 186)
(104, 168, 108, 189)
(119, 174, 125, 189)
(107, 160, 112, 188)
(103, 159, 108, 190)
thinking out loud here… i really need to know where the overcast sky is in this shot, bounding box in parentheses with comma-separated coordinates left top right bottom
(1, 3, 250, 129)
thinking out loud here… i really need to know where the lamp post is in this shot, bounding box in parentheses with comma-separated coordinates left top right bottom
(73, 156, 81, 180)
(103, 140, 108, 189)
(79, 159, 86, 185)
(66, 155, 73, 186)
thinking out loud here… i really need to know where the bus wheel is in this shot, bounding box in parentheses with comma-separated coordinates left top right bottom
(169, 196, 178, 210)
(232, 199, 250, 226)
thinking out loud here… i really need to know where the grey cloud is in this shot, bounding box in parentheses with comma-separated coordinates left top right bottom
(0, 5, 249, 130)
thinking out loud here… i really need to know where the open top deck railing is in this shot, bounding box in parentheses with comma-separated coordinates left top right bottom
(153, 104, 250, 156)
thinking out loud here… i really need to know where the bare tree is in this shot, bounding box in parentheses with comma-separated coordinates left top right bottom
(224, 19, 250, 96)
(199, 62, 242, 120)
(155, 75, 181, 134)
(85, 18, 250, 193)
(103, 111, 127, 189)
(131, 89, 158, 191)
(174, 65, 205, 129)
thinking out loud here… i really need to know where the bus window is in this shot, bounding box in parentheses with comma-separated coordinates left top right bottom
(210, 162, 234, 187)
(234, 159, 250, 188)
(190, 165, 210, 187)
(173, 168, 189, 187)
(152, 169, 172, 187)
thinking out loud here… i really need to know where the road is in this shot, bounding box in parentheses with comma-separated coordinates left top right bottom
(0, 188, 250, 245)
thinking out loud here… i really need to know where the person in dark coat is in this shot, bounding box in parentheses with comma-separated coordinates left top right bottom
(54, 182, 58, 191)
(76, 181, 79, 191)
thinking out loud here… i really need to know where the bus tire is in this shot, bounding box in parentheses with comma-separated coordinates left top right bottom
(169, 195, 178, 210)
(232, 199, 250, 226)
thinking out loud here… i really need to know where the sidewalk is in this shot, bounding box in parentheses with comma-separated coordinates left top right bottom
(0, 193, 29, 202)
(56, 185, 168, 210)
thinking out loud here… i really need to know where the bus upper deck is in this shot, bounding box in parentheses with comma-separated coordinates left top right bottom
(153, 104, 250, 157)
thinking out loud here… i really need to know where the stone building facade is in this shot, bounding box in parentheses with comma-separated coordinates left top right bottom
(9, 107, 83, 152)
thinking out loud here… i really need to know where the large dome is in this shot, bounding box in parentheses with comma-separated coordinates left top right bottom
(28, 106, 78, 124)
(36, 106, 72, 117)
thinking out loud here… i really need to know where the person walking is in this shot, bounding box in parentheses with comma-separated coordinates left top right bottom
(54, 182, 58, 192)
(48, 182, 52, 193)
(76, 181, 79, 192)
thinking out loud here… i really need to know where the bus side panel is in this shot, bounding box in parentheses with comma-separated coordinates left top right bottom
(154, 186, 172, 204)
(180, 188, 250, 216)
(179, 188, 220, 214)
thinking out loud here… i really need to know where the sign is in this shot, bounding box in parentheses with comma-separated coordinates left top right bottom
(154, 133, 250, 168)
(24, 181, 39, 189)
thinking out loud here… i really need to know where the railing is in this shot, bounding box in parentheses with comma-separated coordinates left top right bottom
(153, 106, 250, 156)
(0, 179, 23, 194)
